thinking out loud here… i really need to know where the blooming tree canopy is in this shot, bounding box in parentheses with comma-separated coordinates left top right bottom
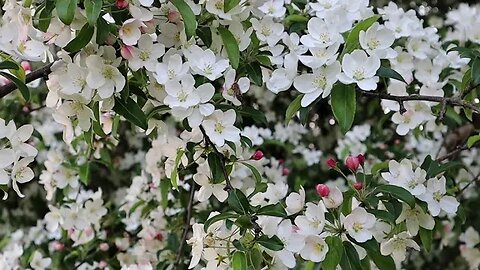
(1, 0, 480, 269)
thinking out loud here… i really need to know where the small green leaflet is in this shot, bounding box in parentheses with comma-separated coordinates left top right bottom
(331, 84, 356, 134)
(0, 72, 30, 101)
(224, 0, 240, 13)
(228, 189, 250, 214)
(218, 27, 240, 69)
(56, 0, 78, 25)
(373, 184, 415, 208)
(63, 23, 95, 53)
(169, 150, 185, 189)
(171, 0, 197, 40)
(285, 94, 303, 124)
(255, 235, 284, 251)
(376, 66, 407, 84)
(342, 15, 381, 55)
(112, 97, 148, 130)
(231, 251, 247, 270)
(322, 236, 343, 270)
(79, 162, 91, 185)
(84, 0, 102, 26)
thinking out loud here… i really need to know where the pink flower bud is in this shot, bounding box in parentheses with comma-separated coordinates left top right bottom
(251, 150, 264, 160)
(53, 241, 65, 251)
(99, 243, 109, 251)
(120, 45, 134, 60)
(155, 233, 164, 241)
(353, 182, 363, 190)
(115, 0, 128, 9)
(168, 10, 180, 22)
(326, 158, 337, 169)
(316, 184, 330, 197)
(282, 168, 290, 176)
(20, 61, 31, 71)
(345, 155, 360, 171)
(356, 154, 365, 166)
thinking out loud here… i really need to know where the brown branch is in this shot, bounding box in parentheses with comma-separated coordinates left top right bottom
(174, 180, 196, 267)
(199, 125, 233, 191)
(0, 63, 53, 98)
(357, 89, 480, 114)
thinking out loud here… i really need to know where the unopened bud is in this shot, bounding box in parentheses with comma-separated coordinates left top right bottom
(251, 150, 264, 160)
(99, 243, 109, 251)
(115, 0, 128, 9)
(356, 154, 365, 166)
(345, 155, 360, 171)
(353, 182, 363, 190)
(316, 184, 330, 197)
(326, 158, 337, 169)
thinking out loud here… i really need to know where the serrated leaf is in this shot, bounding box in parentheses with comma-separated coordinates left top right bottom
(113, 97, 148, 129)
(419, 227, 433, 252)
(342, 15, 381, 55)
(373, 185, 415, 208)
(232, 251, 247, 270)
(84, 0, 102, 26)
(224, 0, 240, 13)
(331, 84, 356, 134)
(0, 72, 29, 101)
(228, 189, 250, 214)
(218, 27, 240, 69)
(204, 212, 238, 231)
(256, 203, 286, 217)
(169, 149, 184, 189)
(79, 162, 91, 185)
(171, 0, 197, 39)
(208, 152, 225, 184)
(246, 62, 262, 86)
(241, 162, 262, 183)
(56, 0, 77, 25)
(256, 235, 284, 251)
(285, 94, 303, 124)
(376, 66, 407, 84)
(467, 134, 480, 148)
(63, 23, 94, 52)
(323, 236, 343, 270)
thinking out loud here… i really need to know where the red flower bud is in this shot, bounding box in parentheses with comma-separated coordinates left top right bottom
(316, 184, 330, 197)
(115, 0, 128, 9)
(345, 155, 360, 171)
(356, 154, 365, 166)
(353, 182, 363, 190)
(251, 150, 264, 160)
(326, 158, 337, 169)
(155, 233, 164, 241)
(282, 168, 289, 176)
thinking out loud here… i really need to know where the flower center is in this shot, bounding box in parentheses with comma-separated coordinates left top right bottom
(353, 69, 365, 81)
(353, 222, 363, 232)
(139, 51, 150, 61)
(214, 122, 225, 133)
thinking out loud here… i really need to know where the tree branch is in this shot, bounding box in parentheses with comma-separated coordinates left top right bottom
(174, 180, 196, 267)
(0, 63, 53, 98)
(357, 89, 480, 114)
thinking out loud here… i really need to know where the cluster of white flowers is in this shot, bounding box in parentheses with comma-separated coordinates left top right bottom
(0, 118, 37, 199)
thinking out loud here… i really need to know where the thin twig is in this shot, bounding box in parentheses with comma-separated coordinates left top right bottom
(357, 89, 480, 114)
(199, 125, 233, 191)
(0, 63, 53, 98)
(458, 171, 480, 197)
(174, 180, 196, 267)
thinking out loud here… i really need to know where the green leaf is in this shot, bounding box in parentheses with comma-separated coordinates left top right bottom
(419, 227, 433, 252)
(232, 251, 247, 270)
(160, 179, 170, 209)
(331, 84, 356, 134)
(56, 0, 77, 25)
(322, 236, 343, 270)
(37, 1, 55, 32)
(96, 17, 110, 45)
(285, 14, 309, 25)
(63, 23, 94, 52)
(224, 0, 240, 13)
(169, 150, 184, 189)
(0, 61, 19, 70)
(371, 161, 389, 175)
(256, 235, 284, 251)
(247, 248, 263, 270)
(373, 185, 415, 208)
(467, 134, 480, 148)
(218, 27, 240, 69)
(204, 212, 239, 231)
(342, 15, 380, 55)
(79, 162, 91, 185)
(356, 239, 395, 270)
(208, 152, 225, 184)
(256, 203, 286, 217)
(376, 66, 407, 84)
(171, 0, 197, 39)
(461, 69, 472, 93)
(113, 97, 148, 129)
(228, 189, 250, 214)
(472, 57, 480, 85)
(246, 62, 262, 86)
(84, 0, 102, 26)
(240, 135, 253, 148)
(237, 107, 267, 125)
(0, 72, 29, 101)
(285, 94, 303, 124)
(340, 241, 362, 270)
(241, 162, 262, 183)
